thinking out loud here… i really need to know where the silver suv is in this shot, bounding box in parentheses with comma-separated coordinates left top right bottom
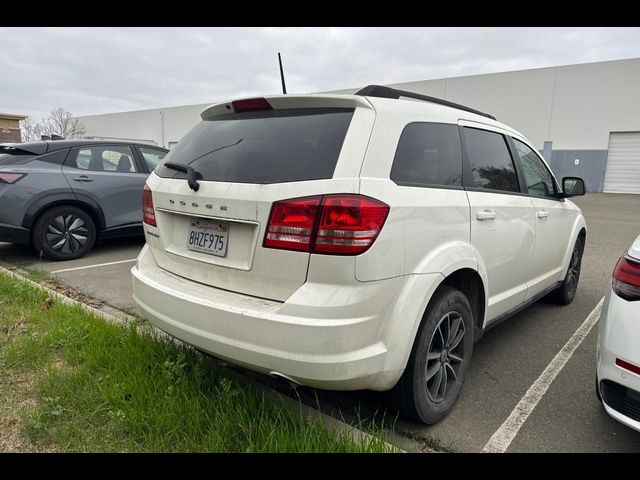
(132, 86, 587, 423)
(0, 139, 168, 260)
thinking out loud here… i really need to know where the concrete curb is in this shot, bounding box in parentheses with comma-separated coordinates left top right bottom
(0, 266, 136, 326)
(0, 265, 405, 453)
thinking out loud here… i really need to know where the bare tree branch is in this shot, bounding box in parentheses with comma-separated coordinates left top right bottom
(20, 118, 43, 142)
(19, 107, 86, 142)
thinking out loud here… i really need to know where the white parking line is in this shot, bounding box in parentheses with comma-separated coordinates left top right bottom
(482, 296, 605, 453)
(50, 258, 137, 275)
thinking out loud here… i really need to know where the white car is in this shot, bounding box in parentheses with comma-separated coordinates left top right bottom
(597, 235, 640, 432)
(132, 85, 586, 424)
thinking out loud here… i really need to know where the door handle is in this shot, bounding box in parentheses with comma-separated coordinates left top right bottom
(73, 176, 94, 182)
(476, 210, 496, 221)
(536, 210, 549, 219)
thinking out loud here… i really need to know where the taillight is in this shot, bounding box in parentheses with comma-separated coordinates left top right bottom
(612, 256, 640, 301)
(143, 184, 157, 227)
(264, 194, 389, 255)
(315, 195, 390, 254)
(0, 173, 26, 184)
(232, 97, 273, 112)
(264, 196, 321, 251)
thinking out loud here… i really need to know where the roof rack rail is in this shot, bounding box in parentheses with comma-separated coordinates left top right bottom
(355, 85, 496, 120)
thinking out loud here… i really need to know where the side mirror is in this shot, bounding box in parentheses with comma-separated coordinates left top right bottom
(561, 177, 585, 197)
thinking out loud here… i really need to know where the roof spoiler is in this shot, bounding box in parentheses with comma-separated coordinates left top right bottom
(0, 142, 48, 155)
(355, 84, 496, 120)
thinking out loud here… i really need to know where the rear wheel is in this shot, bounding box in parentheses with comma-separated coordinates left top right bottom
(392, 286, 474, 424)
(32, 205, 96, 261)
(549, 235, 584, 305)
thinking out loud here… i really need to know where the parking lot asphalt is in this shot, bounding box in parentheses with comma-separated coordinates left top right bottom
(1, 193, 639, 452)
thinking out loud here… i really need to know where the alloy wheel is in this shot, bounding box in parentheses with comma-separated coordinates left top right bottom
(425, 311, 466, 403)
(45, 214, 89, 254)
(566, 244, 581, 297)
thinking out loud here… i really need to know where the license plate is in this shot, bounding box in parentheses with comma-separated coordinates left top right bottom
(187, 219, 229, 257)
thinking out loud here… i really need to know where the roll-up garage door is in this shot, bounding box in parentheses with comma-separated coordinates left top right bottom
(603, 132, 640, 194)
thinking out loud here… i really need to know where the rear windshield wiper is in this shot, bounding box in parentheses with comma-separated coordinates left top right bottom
(163, 161, 202, 192)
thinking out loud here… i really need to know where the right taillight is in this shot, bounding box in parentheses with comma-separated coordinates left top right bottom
(143, 184, 157, 227)
(264, 194, 389, 255)
(612, 256, 640, 301)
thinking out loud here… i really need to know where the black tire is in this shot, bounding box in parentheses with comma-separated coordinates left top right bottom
(549, 235, 584, 305)
(391, 286, 474, 424)
(32, 205, 96, 261)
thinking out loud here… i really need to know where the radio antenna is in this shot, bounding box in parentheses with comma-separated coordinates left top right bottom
(278, 52, 287, 94)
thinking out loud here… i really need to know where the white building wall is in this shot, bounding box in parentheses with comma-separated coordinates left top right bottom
(76, 58, 640, 152)
(548, 59, 640, 149)
(327, 58, 640, 150)
(80, 103, 210, 148)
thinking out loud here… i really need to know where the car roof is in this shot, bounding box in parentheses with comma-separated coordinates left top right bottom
(0, 139, 168, 154)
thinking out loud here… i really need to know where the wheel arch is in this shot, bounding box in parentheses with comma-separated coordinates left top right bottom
(440, 268, 486, 342)
(560, 218, 587, 278)
(23, 193, 106, 233)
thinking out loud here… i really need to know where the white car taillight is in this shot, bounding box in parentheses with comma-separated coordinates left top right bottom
(143, 183, 157, 227)
(612, 256, 640, 301)
(264, 194, 389, 255)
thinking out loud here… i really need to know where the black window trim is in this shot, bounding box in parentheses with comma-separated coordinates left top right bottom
(65, 144, 145, 174)
(507, 136, 564, 202)
(459, 125, 525, 196)
(389, 121, 465, 190)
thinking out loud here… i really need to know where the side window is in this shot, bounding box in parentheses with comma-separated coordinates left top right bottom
(67, 146, 137, 173)
(76, 149, 92, 169)
(464, 127, 520, 193)
(390, 123, 462, 187)
(139, 147, 168, 172)
(513, 139, 556, 199)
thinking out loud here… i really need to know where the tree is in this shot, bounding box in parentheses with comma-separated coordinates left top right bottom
(20, 118, 43, 142)
(20, 107, 86, 142)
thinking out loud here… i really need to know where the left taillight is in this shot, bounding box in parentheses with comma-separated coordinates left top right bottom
(0, 173, 26, 184)
(612, 255, 640, 301)
(143, 184, 157, 227)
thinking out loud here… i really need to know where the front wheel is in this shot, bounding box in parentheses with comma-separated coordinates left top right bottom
(549, 235, 584, 305)
(32, 205, 97, 261)
(392, 286, 474, 424)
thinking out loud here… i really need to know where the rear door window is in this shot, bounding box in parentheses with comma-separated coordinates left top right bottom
(463, 127, 520, 193)
(390, 122, 462, 187)
(155, 108, 354, 184)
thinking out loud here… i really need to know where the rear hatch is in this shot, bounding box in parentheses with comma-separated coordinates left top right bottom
(146, 94, 375, 301)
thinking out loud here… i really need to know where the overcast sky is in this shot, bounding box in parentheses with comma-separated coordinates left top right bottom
(2, 27, 640, 121)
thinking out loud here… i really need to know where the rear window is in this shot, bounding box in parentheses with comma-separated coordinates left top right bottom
(155, 108, 354, 184)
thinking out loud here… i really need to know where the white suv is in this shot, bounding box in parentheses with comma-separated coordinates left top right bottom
(132, 85, 587, 424)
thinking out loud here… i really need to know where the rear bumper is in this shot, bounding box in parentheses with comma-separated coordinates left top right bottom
(132, 244, 443, 391)
(0, 222, 30, 245)
(597, 289, 640, 432)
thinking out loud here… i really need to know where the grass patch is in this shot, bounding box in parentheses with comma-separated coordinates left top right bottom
(22, 266, 62, 286)
(0, 271, 391, 452)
